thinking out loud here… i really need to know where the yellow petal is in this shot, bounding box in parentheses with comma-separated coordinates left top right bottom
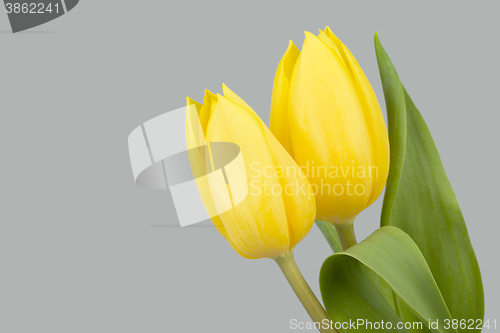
(185, 102, 221, 229)
(323, 27, 352, 72)
(185, 98, 255, 258)
(212, 207, 257, 259)
(222, 83, 254, 113)
(186, 98, 206, 148)
(317, 29, 345, 67)
(220, 85, 315, 251)
(186, 96, 203, 115)
(288, 32, 374, 224)
(264, 130, 315, 249)
(324, 27, 390, 207)
(199, 89, 218, 135)
(270, 40, 300, 157)
(206, 94, 290, 259)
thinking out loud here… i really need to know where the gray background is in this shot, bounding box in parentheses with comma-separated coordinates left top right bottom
(1, 1, 498, 332)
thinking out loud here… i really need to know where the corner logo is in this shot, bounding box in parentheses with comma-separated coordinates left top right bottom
(4, 0, 79, 33)
(128, 106, 248, 227)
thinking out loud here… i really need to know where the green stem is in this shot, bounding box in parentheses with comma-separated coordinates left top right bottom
(334, 220, 357, 250)
(275, 252, 338, 333)
(315, 220, 343, 253)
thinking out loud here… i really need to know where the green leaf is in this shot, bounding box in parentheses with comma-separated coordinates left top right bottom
(374, 33, 484, 329)
(316, 220, 343, 253)
(320, 226, 456, 333)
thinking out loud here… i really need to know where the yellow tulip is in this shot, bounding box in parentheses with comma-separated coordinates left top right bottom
(270, 27, 390, 227)
(186, 84, 316, 259)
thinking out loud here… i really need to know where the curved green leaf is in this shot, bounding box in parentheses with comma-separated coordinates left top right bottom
(320, 226, 456, 333)
(374, 33, 484, 329)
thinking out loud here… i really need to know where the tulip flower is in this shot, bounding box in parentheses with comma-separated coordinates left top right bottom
(185, 85, 336, 332)
(270, 27, 390, 249)
(186, 84, 317, 259)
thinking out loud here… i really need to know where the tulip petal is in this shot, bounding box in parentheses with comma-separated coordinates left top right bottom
(222, 83, 254, 113)
(214, 209, 257, 259)
(206, 94, 290, 259)
(317, 29, 346, 67)
(324, 27, 390, 207)
(199, 89, 218, 135)
(186, 97, 203, 114)
(288, 32, 374, 224)
(185, 98, 255, 259)
(270, 40, 300, 157)
(221, 85, 316, 250)
(321, 27, 353, 76)
(264, 130, 316, 249)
